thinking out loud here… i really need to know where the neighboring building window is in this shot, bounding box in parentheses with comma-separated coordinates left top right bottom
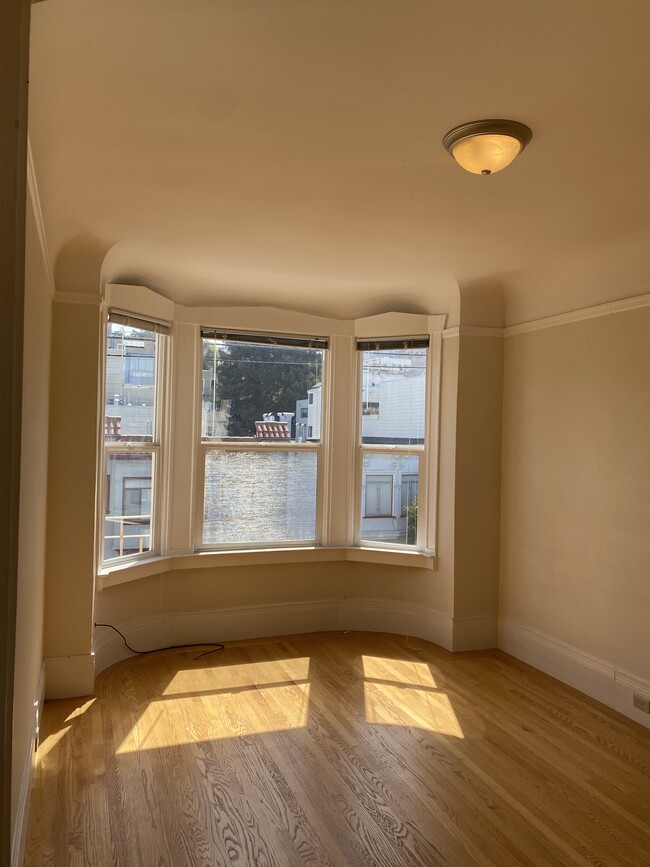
(122, 476, 152, 516)
(307, 425, 313, 438)
(199, 331, 326, 547)
(365, 474, 393, 517)
(102, 312, 168, 562)
(124, 354, 155, 386)
(301, 408, 308, 419)
(357, 338, 427, 547)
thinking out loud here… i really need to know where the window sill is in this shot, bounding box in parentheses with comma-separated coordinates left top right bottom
(97, 546, 436, 589)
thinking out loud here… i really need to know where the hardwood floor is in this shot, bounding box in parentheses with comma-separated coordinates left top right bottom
(24, 631, 650, 866)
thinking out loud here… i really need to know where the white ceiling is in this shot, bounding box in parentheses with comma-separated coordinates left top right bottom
(29, 0, 650, 325)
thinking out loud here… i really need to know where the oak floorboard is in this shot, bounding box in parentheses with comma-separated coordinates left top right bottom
(24, 631, 650, 867)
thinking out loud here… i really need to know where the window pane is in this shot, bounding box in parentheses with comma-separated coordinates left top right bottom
(105, 322, 157, 442)
(203, 450, 317, 545)
(201, 338, 324, 442)
(104, 453, 153, 560)
(361, 453, 419, 546)
(360, 347, 426, 445)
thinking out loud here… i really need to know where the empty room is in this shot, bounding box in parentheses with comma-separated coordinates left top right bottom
(2, 1, 649, 865)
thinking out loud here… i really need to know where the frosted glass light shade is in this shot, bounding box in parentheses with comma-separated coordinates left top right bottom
(451, 134, 522, 175)
(443, 119, 532, 176)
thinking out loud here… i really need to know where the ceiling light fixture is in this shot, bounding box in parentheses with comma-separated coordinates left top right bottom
(443, 119, 532, 176)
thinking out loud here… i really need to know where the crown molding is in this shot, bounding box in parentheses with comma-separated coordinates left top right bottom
(442, 325, 503, 339)
(505, 292, 650, 337)
(442, 292, 650, 341)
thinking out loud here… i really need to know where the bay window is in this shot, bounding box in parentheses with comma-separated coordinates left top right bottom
(97, 295, 440, 577)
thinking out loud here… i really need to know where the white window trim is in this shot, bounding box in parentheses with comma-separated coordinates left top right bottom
(354, 342, 431, 552)
(96, 285, 445, 584)
(96, 306, 169, 569)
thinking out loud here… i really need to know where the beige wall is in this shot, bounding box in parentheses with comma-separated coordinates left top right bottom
(95, 560, 450, 629)
(44, 301, 101, 665)
(500, 308, 650, 680)
(454, 335, 503, 621)
(12, 195, 52, 838)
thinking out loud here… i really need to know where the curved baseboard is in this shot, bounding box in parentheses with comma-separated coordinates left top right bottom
(93, 598, 456, 676)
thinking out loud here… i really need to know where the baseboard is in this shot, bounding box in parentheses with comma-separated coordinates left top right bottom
(44, 653, 96, 699)
(452, 614, 498, 651)
(11, 664, 45, 867)
(339, 599, 453, 650)
(498, 617, 650, 729)
(94, 598, 454, 675)
(614, 669, 650, 728)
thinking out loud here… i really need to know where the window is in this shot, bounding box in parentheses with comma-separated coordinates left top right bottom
(362, 401, 379, 416)
(365, 474, 393, 517)
(124, 354, 155, 386)
(102, 312, 168, 562)
(122, 476, 152, 516)
(98, 302, 439, 572)
(357, 339, 428, 548)
(199, 331, 327, 548)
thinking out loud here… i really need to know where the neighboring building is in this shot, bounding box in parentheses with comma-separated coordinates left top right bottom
(295, 398, 309, 442)
(201, 397, 232, 438)
(104, 327, 157, 559)
(296, 364, 424, 544)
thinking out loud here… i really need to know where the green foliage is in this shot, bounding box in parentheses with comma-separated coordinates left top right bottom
(205, 342, 323, 437)
(405, 495, 418, 544)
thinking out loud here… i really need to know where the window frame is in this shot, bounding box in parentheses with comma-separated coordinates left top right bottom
(98, 313, 168, 568)
(194, 330, 330, 552)
(354, 338, 430, 552)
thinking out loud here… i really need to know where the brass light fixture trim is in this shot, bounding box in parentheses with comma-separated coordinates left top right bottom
(443, 119, 533, 175)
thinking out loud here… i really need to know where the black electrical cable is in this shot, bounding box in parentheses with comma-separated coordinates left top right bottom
(94, 622, 225, 660)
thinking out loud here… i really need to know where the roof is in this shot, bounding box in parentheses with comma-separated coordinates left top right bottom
(255, 421, 291, 440)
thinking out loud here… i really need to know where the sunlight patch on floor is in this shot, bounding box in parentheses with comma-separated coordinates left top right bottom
(65, 698, 96, 721)
(117, 659, 312, 753)
(162, 656, 311, 696)
(38, 725, 71, 761)
(362, 655, 438, 688)
(362, 656, 464, 738)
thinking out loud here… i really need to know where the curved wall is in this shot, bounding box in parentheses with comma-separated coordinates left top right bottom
(93, 560, 455, 675)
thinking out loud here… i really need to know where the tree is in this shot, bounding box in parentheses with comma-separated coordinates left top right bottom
(204, 341, 322, 437)
(405, 495, 418, 544)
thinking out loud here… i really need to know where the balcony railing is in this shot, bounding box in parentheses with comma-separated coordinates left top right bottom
(104, 515, 151, 558)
